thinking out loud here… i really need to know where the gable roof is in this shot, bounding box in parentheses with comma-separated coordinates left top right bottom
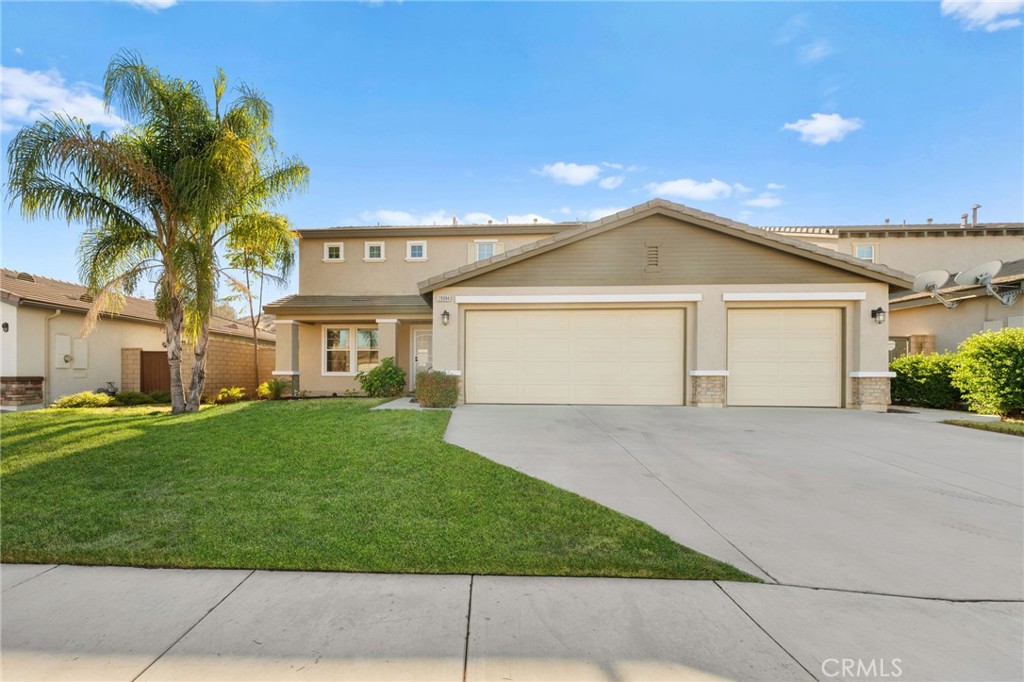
(889, 258, 1024, 308)
(760, 222, 1024, 237)
(418, 199, 914, 294)
(0, 269, 275, 342)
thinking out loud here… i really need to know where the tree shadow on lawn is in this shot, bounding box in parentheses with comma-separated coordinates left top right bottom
(0, 400, 757, 582)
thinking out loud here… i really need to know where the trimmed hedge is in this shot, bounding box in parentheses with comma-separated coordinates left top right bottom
(51, 391, 114, 408)
(112, 391, 156, 406)
(890, 353, 963, 409)
(415, 370, 459, 408)
(951, 328, 1024, 417)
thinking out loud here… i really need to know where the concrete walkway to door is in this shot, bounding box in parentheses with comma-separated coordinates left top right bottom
(445, 405, 1024, 600)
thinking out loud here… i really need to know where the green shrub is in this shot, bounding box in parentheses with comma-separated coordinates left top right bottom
(112, 391, 156, 406)
(51, 391, 114, 408)
(951, 328, 1024, 417)
(357, 357, 407, 398)
(215, 387, 247, 404)
(256, 378, 292, 400)
(147, 390, 172, 403)
(890, 353, 963, 409)
(415, 370, 459, 408)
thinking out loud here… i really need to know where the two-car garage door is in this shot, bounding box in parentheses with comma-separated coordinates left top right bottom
(465, 309, 684, 405)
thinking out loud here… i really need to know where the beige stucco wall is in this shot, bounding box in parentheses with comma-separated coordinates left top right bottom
(298, 232, 555, 295)
(890, 296, 1024, 353)
(429, 282, 891, 408)
(1, 302, 17, 377)
(834, 235, 1022, 276)
(7, 306, 166, 403)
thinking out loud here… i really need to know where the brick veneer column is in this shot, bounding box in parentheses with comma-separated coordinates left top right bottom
(690, 373, 727, 407)
(1, 376, 44, 408)
(121, 348, 142, 392)
(850, 375, 892, 411)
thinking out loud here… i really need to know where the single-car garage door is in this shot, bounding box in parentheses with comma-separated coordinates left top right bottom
(727, 308, 842, 407)
(465, 309, 684, 405)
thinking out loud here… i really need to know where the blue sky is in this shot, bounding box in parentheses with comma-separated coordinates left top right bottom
(2, 0, 1022, 302)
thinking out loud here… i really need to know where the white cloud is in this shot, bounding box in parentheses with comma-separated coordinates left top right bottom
(359, 209, 450, 225)
(584, 206, 627, 221)
(14, 48, 23, 55)
(732, 183, 753, 194)
(645, 177, 734, 201)
(766, 182, 786, 190)
(0, 66, 125, 133)
(507, 213, 554, 225)
(744, 193, 784, 208)
(535, 161, 602, 186)
(122, 0, 178, 10)
(775, 14, 809, 45)
(799, 39, 835, 64)
(601, 161, 642, 172)
(782, 112, 863, 145)
(463, 212, 497, 224)
(941, 0, 1023, 31)
(598, 175, 625, 190)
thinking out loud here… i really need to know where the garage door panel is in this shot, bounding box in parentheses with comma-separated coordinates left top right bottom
(728, 308, 841, 408)
(466, 309, 683, 405)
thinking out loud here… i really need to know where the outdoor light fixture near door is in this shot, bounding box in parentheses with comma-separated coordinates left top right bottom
(441, 309, 451, 326)
(871, 307, 887, 324)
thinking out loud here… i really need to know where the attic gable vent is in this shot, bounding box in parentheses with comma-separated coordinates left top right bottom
(78, 293, 94, 303)
(644, 242, 662, 274)
(16, 272, 35, 282)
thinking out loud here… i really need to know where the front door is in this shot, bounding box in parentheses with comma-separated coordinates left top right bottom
(411, 328, 433, 387)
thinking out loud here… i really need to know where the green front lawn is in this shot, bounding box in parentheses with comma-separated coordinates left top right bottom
(0, 400, 753, 581)
(942, 418, 1024, 437)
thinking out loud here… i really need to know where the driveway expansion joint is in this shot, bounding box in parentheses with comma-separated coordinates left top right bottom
(714, 581, 820, 681)
(572, 405, 781, 584)
(768, 581, 1024, 604)
(130, 568, 255, 682)
(462, 574, 474, 682)
(0, 563, 60, 593)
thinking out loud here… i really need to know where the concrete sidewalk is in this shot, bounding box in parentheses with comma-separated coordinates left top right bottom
(3, 564, 1021, 682)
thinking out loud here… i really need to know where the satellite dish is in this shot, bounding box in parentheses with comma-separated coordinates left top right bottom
(912, 270, 950, 293)
(954, 260, 1002, 287)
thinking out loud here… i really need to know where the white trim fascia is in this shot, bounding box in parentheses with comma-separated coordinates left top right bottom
(473, 239, 498, 243)
(849, 371, 896, 378)
(454, 293, 703, 304)
(443, 369, 463, 376)
(722, 292, 867, 301)
(274, 320, 297, 325)
(375, 318, 399, 324)
(688, 370, 729, 376)
(272, 370, 300, 376)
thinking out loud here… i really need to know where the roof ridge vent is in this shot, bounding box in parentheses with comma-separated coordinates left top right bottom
(15, 272, 35, 282)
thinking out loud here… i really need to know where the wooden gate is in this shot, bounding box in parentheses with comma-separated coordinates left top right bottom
(141, 351, 171, 393)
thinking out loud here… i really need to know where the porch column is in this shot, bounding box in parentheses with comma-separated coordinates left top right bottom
(272, 320, 301, 394)
(376, 319, 398, 363)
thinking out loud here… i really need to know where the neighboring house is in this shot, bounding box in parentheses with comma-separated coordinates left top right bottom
(760, 221, 1024, 276)
(888, 258, 1024, 354)
(265, 199, 912, 410)
(0, 269, 275, 410)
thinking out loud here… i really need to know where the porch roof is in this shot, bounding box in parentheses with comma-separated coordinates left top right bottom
(263, 294, 431, 317)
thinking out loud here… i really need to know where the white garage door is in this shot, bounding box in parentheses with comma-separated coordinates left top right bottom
(727, 308, 842, 407)
(465, 309, 684, 405)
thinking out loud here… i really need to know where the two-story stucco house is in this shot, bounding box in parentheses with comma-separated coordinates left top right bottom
(264, 199, 915, 410)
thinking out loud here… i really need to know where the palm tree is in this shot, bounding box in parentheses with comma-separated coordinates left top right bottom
(6, 52, 306, 413)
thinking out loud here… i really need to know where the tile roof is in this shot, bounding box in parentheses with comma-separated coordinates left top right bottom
(418, 199, 914, 293)
(297, 223, 582, 239)
(760, 222, 1024, 236)
(263, 294, 431, 315)
(1, 269, 275, 342)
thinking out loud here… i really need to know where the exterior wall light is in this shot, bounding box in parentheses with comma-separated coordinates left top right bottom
(871, 307, 887, 324)
(1, 322, 8, 332)
(441, 309, 451, 326)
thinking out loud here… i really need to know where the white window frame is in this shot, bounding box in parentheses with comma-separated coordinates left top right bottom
(321, 325, 382, 376)
(406, 241, 428, 261)
(473, 239, 497, 262)
(364, 241, 386, 262)
(853, 243, 876, 262)
(322, 242, 345, 262)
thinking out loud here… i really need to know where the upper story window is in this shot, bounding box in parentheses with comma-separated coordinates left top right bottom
(406, 241, 428, 261)
(364, 241, 386, 262)
(853, 244, 876, 262)
(471, 239, 501, 262)
(323, 242, 344, 262)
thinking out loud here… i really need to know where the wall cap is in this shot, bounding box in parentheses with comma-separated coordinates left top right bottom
(849, 371, 896, 378)
(689, 370, 729, 376)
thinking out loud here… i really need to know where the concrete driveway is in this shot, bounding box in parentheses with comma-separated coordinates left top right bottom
(446, 405, 1024, 600)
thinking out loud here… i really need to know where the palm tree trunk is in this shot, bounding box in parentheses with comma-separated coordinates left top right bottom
(166, 298, 186, 414)
(185, 323, 210, 411)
